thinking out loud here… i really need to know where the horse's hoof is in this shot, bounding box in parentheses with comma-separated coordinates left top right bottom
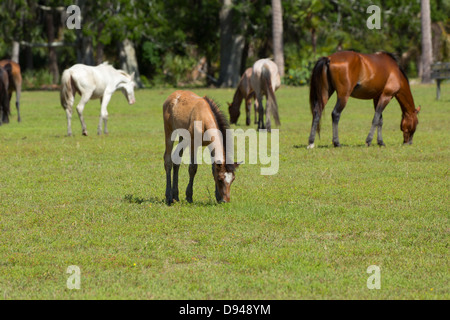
(378, 142, 386, 147)
(333, 142, 341, 147)
(307, 144, 315, 149)
(82, 131, 88, 136)
(186, 197, 193, 203)
(366, 142, 371, 147)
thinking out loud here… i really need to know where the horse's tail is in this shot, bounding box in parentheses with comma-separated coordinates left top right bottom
(60, 69, 74, 112)
(262, 63, 280, 126)
(309, 57, 332, 136)
(2, 64, 11, 116)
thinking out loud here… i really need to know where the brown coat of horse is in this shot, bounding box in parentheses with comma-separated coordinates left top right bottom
(163, 90, 239, 205)
(228, 68, 258, 126)
(308, 51, 420, 148)
(0, 60, 22, 122)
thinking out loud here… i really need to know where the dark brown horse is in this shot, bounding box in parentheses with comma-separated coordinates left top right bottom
(163, 90, 240, 205)
(308, 51, 420, 148)
(228, 68, 258, 126)
(0, 60, 22, 122)
(0, 64, 11, 125)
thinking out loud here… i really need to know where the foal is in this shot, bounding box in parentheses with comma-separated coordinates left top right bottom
(228, 68, 258, 126)
(163, 90, 240, 205)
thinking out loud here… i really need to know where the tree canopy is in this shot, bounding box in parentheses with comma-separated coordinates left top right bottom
(0, 0, 448, 88)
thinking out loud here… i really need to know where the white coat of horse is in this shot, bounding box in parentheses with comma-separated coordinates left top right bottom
(60, 62, 136, 136)
(250, 59, 281, 131)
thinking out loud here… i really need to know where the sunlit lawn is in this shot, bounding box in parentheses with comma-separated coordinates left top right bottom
(0, 83, 448, 299)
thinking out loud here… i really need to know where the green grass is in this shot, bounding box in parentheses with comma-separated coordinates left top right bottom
(0, 83, 448, 299)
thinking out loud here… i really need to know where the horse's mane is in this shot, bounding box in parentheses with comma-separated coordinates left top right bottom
(203, 96, 234, 171)
(99, 61, 132, 79)
(379, 51, 409, 84)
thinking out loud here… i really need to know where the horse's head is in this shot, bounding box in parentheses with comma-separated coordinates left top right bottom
(213, 162, 240, 203)
(118, 72, 136, 105)
(401, 106, 420, 145)
(228, 102, 240, 125)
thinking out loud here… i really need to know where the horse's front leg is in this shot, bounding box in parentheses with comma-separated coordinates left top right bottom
(245, 98, 251, 126)
(98, 95, 111, 135)
(254, 98, 259, 124)
(186, 146, 198, 203)
(331, 96, 348, 147)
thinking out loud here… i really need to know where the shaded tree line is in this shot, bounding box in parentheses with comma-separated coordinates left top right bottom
(0, 0, 448, 88)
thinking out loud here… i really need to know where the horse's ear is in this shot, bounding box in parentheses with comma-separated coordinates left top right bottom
(130, 72, 135, 79)
(416, 106, 421, 114)
(234, 161, 243, 169)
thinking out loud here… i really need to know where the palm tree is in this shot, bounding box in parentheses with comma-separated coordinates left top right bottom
(272, 0, 284, 77)
(421, 0, 433, 83)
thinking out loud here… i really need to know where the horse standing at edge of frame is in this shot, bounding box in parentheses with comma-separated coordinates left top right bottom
(228, 67, 258, 126)
(308, 51, 421, 148)
(0, 60, 22, 123)
(163, 90, 240, 205)
(60, 62, 136, 136)
(250, 59, 281, 131)
(0, 64, 11, 125)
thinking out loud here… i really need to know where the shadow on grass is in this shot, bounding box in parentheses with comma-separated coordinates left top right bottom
(124, 193, 219, 207)
(293, 143, 370, 149)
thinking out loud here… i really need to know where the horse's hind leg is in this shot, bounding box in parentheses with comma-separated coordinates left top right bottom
(98, 95, 111, 135)
(65, 108, 73, 136)
(76, 91, 93, 136)
(366, 95, 391, 146)
(164, 135, 175, 205)
(15, 83, 21, 122)
(331, 95, 349, 147)
(254, 98, 259, 124)
(172, 136, 184, 202)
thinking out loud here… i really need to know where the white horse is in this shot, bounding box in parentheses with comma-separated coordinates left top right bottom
(60, 62, 136, 136)
(250, 59, 281, 131)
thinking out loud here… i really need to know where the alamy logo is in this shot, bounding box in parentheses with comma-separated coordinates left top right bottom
(66, 5, 81, 30)
(66, 265, 81, 290)
(367, 265, 381, 289)
(171, 122, 279, 175)
(366, 5, 381, 30)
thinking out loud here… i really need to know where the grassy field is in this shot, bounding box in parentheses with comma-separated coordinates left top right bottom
(0, 83, 448, 299)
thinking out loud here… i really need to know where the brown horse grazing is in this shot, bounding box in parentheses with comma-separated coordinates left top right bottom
(228, 68, 258, 126)
(0, 64, 11, 125)
(250, 59, 281, 131)
(163, 90, 240, 205)
(0, 60, 22, 122)
(308, 51, 420, 148)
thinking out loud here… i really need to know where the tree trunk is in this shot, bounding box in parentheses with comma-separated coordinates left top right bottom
(45, 9, 59, 84)
(96, 23, 105, 65)
(421, 0, 433, 83)
(272, 0, 284, 77)
(218, 0, 245, 88)
(119, 38, 143, 88)
(11, 41, 20, 63)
